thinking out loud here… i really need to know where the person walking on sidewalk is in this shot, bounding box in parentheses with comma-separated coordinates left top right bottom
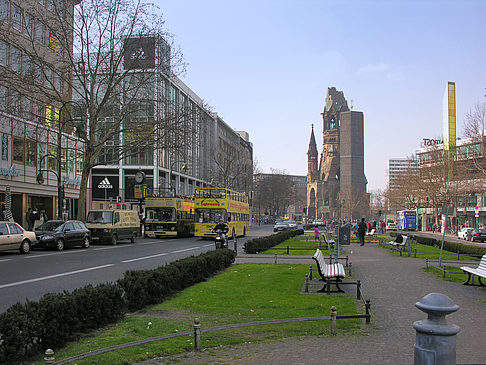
(358, 218, 367, 246)
(314, 225, 320, 243)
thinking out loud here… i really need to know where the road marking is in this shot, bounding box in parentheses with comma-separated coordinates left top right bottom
(0, 264, 114, 289)
(93, 246, 126, 251)
(0, 259, 12, 263)
(172, 247, 200, 253)
(122, 253, 169, 263)
(25, 250, 85, 259)
(202, 244, 214, 248)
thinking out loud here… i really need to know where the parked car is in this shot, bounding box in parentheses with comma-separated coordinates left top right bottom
(273, 220, 288, 232)
(386, 222, 397, 231)
(312, 220, 324, 226)
(458, 227, 473, 240)
(35, 220, 91, 251)
(0, 221, 37, 254)
(468, 229, 486, 243)
(286, 220, 297, 229)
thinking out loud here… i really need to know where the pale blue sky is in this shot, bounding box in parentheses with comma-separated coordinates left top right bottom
(156, 0, 486, 191)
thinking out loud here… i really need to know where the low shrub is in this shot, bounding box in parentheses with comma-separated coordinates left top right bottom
(0, 249, 235, 363)
(243, 229, 304, 254)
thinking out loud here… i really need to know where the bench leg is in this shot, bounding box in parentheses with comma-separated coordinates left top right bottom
(463, 272, 474, 286)
(478, 276, 485, 287)
(316, 278, 345, 294)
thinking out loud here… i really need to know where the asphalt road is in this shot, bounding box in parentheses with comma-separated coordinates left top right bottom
(0, 225, 273, 313)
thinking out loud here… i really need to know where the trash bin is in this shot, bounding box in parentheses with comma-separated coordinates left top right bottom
(339, 223, 351, 245)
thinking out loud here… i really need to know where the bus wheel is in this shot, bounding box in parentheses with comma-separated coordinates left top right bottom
(130, 233, 137, 243)
(111, 235, 117, 245)
(243, 228, 246, 236)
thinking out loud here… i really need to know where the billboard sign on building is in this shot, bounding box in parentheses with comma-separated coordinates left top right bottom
(123, 37, 156, 70)
(92, 175, 119, 200)
(443, 81, 456, 152)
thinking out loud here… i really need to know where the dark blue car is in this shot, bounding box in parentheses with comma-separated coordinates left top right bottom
(35, 220, 91, 251)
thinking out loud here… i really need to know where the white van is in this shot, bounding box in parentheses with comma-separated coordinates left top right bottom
(85, 209, 140, 245)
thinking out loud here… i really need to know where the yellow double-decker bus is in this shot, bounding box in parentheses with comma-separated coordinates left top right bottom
(144, 196, 194, 238)
(194, 187, 249, 239)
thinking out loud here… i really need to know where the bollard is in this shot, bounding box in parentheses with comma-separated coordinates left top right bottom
(287, 246, 289, 255)
(348, 262, 352, 277)
(44, 349, 55, 365)
(330, 306, 337, 335)
(413, 293, 460, 365)
(365, 299, 371, 324)
(309, 265, 313, 280)
(193, 318, 201, 351)
(234, 239, 237, 256)
(274, 254, 278, 264)
(425, 258, 429, 270)
(356, 280, 361, 300)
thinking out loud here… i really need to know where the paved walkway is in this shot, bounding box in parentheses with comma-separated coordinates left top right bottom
(141, 241, 486, 364)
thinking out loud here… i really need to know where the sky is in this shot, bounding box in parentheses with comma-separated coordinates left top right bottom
(154, 0, 486, 191)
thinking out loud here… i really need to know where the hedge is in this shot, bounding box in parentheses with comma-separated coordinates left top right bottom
(389, 232, 486, 257)
(0, 249, 236, 363)
(243, 229, 304, 254)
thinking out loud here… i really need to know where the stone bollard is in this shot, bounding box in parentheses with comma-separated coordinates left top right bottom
(413, 293, 460, 365)
(304, 274, 309, 293)
(309, 264, 313, 280)
(193, 318, 201, 351)
(44, 349, 55, 364)
(330, 306, 337, 335)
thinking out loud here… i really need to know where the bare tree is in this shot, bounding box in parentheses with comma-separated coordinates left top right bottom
(0, 0, 198, 220)
(254, 169, 294, 218)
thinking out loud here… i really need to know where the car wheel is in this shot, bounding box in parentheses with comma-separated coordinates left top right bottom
(19, 239, 30, 254)
(82, 236, 90, 248)
(56, 238, 64, 251)
(130, 233, 136, 243)
(111, 235, 117, 245)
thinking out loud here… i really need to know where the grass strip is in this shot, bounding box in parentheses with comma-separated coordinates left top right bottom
(34, 264, 361, 364)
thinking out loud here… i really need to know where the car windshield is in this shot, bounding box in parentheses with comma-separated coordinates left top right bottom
(86, 211, 113, 224)
(36, 221, 63, 231)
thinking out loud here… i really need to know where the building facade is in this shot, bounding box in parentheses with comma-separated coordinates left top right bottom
(307, 87, 369, 222)
(0, 0, 83, 225)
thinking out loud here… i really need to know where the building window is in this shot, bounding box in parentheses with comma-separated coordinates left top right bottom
(13, 137, 24, 163)
(26, 139, 36, 167)
(12, 4, 21, 31)
(0, 0, 9, 23)
(53, 71, 62, 93)
(24, 13, 33, 37)
(44, 66, 52, 87)
(0, 40, 7, 66)
(10, 46, 20, 73)
(0, 85, 6, 111)
(2, 134, 8, 160)
(22, 54, 32, 79)
(47, 144, 57, 171)
(9, 90, 20, 116)
(38, 142, 46, 168)
(75, 151, 83, 176)
(35, 21, 44, 44)
(22, 95, 32, 120)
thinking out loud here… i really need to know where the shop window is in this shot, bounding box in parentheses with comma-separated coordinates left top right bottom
(13, 136, 24, 163)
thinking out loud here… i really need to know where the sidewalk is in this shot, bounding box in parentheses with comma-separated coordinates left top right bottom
(143, 241, 486, 364)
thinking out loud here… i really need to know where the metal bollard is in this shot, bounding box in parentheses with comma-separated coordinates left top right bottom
(330, 306, 337, 335)
(305, 274, 309, 293)
(44, 349, 55, 364)
(234, 239, 237, 256)
(274, 254, 278, 264)
(425, 258, 429, 270)
(356, 280, 361, 300)
(365, 299, 371, 324)
(413, 293, 460, 365)
(309, 265, 313, 280)
(193, 318, 201, 351)
(348, 262, 352, 277)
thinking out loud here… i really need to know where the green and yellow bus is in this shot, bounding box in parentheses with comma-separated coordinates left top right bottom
(194, 187, 249, 239)
(144, 196, 194, 238)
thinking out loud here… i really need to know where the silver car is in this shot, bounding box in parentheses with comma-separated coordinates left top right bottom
(0, 221, 37, 254)
(273, 220, 288, 232)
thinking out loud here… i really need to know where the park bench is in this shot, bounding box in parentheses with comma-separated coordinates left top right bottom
(365, 228, 376, 237)
(460, 254, 486, 286)
(390, 235, 408, 251)
(320, 233, 335, 251)
(312, 248, 345, 293)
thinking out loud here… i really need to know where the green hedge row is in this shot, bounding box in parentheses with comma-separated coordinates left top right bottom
(0, 249, 236, 363)
(389, 232, 486, 256)
(243, 229, 304, 254)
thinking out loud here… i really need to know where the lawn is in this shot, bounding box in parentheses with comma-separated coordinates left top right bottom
(34, 263, 362, 364)
(378, 240, 479, 261)
(423, 265, 469, 284)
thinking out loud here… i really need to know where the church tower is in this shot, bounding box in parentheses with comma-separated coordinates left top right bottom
(307, 124, 318, 178)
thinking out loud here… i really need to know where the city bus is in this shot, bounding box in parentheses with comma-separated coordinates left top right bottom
(194, 187, 250, 239)
(144, 195, 194, 238)
(396, 210, 417, 231)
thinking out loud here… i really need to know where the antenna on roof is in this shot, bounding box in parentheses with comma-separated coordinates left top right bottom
(350, 99, 354, 110)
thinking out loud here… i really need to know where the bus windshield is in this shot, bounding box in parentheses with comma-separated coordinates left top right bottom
(146, 208, 176, 222)
(195, 208, 226, 223)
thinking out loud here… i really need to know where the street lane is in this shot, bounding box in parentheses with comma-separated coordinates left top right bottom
(0, 224, 273, 313)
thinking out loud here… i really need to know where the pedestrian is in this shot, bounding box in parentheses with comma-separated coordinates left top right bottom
(26, 208, 34, 230)
(354, 220, 360, 244)
(314, 225, 320, 243)
(39, 210, 48, 223)
(358, 218, 367, 246)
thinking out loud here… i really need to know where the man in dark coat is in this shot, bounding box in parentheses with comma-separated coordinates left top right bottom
(358, 218, 367, 246)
